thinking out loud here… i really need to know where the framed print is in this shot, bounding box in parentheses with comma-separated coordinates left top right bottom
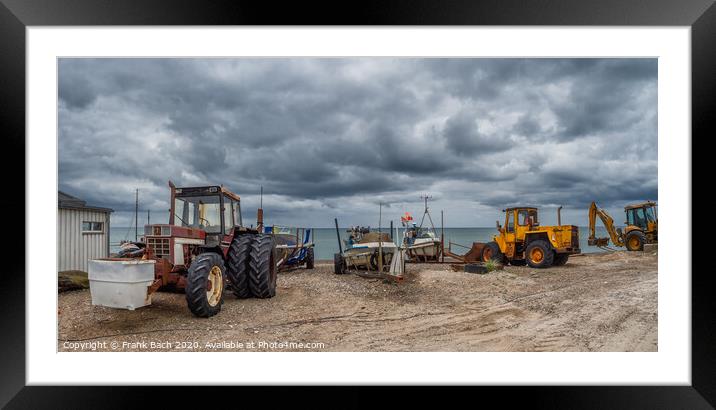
(2, 0, 711, 407)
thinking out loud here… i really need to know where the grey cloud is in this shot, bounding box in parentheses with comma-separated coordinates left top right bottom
(58, 58, 657, 227)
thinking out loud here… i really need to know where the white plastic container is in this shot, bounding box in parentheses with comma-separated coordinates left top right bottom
(88, 259, 156, 310)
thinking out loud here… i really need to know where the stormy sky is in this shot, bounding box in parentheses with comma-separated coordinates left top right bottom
(58, 58, 657, 228)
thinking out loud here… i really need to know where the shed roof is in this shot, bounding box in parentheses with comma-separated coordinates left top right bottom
(58, 191, 114, 213)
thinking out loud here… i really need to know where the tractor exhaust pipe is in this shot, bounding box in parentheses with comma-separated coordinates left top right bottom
(256, 186, 264, 231)
(557, 206, 563, 226)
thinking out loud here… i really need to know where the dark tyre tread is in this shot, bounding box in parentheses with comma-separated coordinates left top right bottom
(305, 247, 314, 269)
(482, 241, 505, 264)
(526, 240, 554, 269)
(625, 231, 645, 251)
(553, 253, 569, 266)
(334, 253, 346, 274)
(510, 259, 527, 266)
(249, 234, 277, 298)
(185, 252, 225, 318)
(226, 234, 254, 298)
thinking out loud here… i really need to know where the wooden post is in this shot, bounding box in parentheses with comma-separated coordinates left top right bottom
(378, 203, 383, 273)
(441, 210, 445, 263)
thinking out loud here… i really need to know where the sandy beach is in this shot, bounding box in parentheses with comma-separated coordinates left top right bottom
(58, 251, 657, 352)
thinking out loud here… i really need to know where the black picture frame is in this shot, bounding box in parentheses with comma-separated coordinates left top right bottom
(2, 0, 710, 407)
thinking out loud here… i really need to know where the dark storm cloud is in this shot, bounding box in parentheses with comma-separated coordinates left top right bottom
(58, 58, 657, 227)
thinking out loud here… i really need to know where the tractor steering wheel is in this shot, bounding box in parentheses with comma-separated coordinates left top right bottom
(199, 217, 211, 227)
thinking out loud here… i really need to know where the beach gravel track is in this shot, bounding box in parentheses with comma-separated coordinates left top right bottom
(58, 251, 657, 352)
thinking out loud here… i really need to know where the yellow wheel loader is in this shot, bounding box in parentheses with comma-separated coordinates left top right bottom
(480, 206, 581, 268)
(588, 201, 657, 251)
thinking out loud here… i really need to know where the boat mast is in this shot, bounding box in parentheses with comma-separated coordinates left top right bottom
(419, 194, 436, 231)
(135, 188, 139, 241)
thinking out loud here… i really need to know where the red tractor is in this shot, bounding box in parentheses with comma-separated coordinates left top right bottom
(140, 181, 278, 317)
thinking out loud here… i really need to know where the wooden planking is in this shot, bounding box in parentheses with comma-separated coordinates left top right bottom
(57, 208, 110, 272)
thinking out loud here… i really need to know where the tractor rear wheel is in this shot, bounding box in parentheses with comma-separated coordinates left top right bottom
(306, 247, 315, 269)
(625, 231, 645, 251)
(185, 252, 225, 318)
(481, 242, 505, 264)
(525, 240, 554, 269)
(226, 234, 254, 298)
(334, 253, 346, 274)
(248, 234, 278, 298)
(553, 253, 569, 266)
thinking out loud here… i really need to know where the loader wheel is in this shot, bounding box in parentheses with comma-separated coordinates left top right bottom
(526, 240, 554, 269)
(226, 234, 254, 298)
(553, 253, 569, 266)
(248, 234, 278, 298)
(482, 242, 505, 264)
(185, 252, 225, 318)
(306, 247, 315, 269)
(625, 231, 645, 251)
(334, 253, 346, 274)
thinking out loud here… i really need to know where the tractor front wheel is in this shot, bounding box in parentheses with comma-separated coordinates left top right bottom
(625, 231, 645, 251)
(185, 252, 225, 318)
(481, 242, 505, 264)
(525, 240, 554, 269)
(248, 234, 278, 298)
(227, 234, 254, 299)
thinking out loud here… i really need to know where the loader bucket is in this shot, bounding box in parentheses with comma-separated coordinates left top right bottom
(463, 243, 485, 263)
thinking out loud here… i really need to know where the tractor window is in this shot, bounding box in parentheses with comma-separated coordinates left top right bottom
(506, 211, 515, 233)
(223, 196, 234, 230)
(235, 200, 242, 227)
(644, 206, 656, 222)
(174, 195, 222, 233)
(518, 210, 537, 226)
(630, 208, 647, 229)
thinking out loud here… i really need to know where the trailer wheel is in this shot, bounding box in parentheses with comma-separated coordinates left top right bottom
(553, 253, 569, 266)
(248, 234, 278, 298)
(625, 231, 645, 251)
(226, 234, 254, 298)
(185, 252, 225, 318)
(306, 247, 315, 269)
(334, 253, 346, 274)
(525, 240, 554, 268)
(481, 242, 505, 264)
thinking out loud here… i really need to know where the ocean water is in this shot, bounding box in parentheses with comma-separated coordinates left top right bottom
(111, 226, 613, 260)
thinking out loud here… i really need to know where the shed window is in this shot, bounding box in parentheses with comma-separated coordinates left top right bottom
(82, 221, 104, 233)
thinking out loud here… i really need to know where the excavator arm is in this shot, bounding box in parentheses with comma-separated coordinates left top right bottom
(588, 202, 624, 248)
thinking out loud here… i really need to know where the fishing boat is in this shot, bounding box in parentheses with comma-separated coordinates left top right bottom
(400, 195, 443, 262)
(264, 225, 315, 270)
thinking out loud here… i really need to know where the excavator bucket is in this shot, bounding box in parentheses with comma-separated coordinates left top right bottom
(588, 237, 610, 247)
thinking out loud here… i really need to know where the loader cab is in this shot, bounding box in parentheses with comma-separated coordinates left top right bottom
(625, 202, 657, 232)
(170, 184, 242, 244)
(498, 207, 539, 234)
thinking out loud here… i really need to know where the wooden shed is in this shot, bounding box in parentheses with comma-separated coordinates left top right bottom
(57, 191, 113, 272)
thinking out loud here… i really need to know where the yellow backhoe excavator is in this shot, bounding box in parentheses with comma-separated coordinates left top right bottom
(588, 201, 657, 251)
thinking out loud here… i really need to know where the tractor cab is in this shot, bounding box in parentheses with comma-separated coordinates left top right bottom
(496, 207, 539, 236)
(624, 201, 657, 232)
(170, 183, 242, 246)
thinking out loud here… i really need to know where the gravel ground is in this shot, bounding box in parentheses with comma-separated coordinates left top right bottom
(58, 251, 657, 352)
